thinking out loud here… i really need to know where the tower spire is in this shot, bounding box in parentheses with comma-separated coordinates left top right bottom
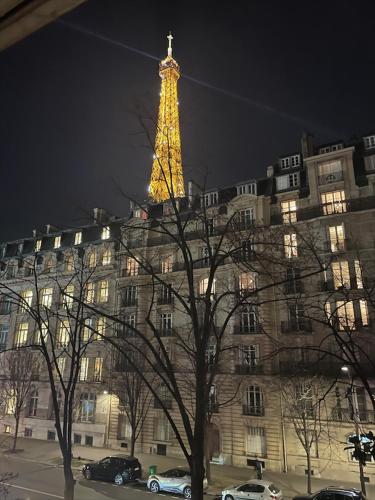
(149, 33, 185, 203)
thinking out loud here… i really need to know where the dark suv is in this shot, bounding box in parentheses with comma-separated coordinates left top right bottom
(293, 487, 365, 500)
(82, 455, 142, 485)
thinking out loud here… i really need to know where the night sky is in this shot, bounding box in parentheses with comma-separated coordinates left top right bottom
(1, 0, 375, 241)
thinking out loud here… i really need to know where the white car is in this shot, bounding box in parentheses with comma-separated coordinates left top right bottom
(222, 479, 283, 500)
(147, 467, 208, 499)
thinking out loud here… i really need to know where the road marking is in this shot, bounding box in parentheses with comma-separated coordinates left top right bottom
(2, 482, 64, 499)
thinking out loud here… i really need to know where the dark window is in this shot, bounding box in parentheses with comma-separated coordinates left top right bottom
(157, 443, 167, 455)
(25, 428, 32, 437)
(74, 433, 82, 444)
(47, 431, 55, 440)
(85, 435, 93, 446)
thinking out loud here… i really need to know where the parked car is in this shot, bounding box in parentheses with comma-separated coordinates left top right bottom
(292, 487, 365, 500)
(147, 467, 208, 499)
(82, 455, 142, 485)
(222, 479, 283, 500)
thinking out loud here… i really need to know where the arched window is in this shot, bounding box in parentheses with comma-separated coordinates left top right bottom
(87, 251, 96, 269)
(102, 249, 111, 266)
(243, 385, 264, 416)
(28, 389, 38, 417)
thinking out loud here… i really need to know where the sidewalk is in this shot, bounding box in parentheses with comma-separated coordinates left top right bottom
(1, 435, 373, 499)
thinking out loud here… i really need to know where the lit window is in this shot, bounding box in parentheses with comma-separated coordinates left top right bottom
(97, 317, 107, 339)
(65, 254, 74, 272)
(74, 232, 82, 245)
(354, 260, 363, 289)
(40, 288, 53, 308)
(199, 277, 216, 297)
(80, 392, 96, 422)
(35, 323, 48, 345)
(328, 224, 345, 252)
(20, 290, 33, 311)
(87, 251, 96, 269)
(244, 386, 264, 416)
(101, 226, 110, 240)
(102, 249, 111, 266)
(83, 318, 93, 342)
(35, 239, 42, 252)
(126, 257, 139, 276)
(161, 255, 173, 273)
(237, 183, 257, 196)
(63, 285, 74, 308)
(98, 280, 109, 303)
(246, 426, 266, 456)
(318, 160, 343, 184)
(54, 236, 61, 249)
(281, 200, 297, 223)
(321, 190, 346, 215)
(336, 301, 355, 330)
(79, 358, 89, 381)
(284, 233, 298, 258)
(363, 135, 375, 150)
(359, 300, 369, 326)
(332, 261, 350, 289)
(57, 357, 66, 377)
(15, 322, 28, 346)
(93, 358, 103, 381)
(58, 320, 69, 348)
(86, 282, 95, 304)
(238, 272, 256, 294)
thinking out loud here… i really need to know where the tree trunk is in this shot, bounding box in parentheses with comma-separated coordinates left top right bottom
(204, 453, 211, 484)
(204, 424, 212, 484)
(306, 451, 312, 494)
(63, 453, 75, 500)
(190, 378, 206, 500)
(190, 446, 205, 500)
(130, 432, 136, 457)
(358, 459, 367, 497)
(12, 413, 20, 452)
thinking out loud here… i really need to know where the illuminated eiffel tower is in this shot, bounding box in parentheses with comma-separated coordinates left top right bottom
(149, 33, 185, 203)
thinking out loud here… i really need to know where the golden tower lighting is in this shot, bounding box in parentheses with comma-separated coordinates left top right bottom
(149, 33, 185, 203)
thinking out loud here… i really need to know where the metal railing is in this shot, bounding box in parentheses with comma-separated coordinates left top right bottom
(242, 405, 264, 416)
(280, 319, 312, 334)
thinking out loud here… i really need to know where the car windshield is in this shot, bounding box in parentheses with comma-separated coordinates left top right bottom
(268, 484, 280, 494)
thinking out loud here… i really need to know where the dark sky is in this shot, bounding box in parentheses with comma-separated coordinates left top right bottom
(1, 0, 375, 241)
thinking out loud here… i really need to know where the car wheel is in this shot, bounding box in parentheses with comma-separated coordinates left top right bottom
(149, 480, 160, 493)
(183, 486, 192, 499)
(224, 496, 234, 500)
(114, 473, 124, 485)
(83, 469, 92, 480)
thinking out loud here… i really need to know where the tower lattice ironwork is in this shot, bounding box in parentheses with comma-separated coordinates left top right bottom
(149, 33, 185, 203)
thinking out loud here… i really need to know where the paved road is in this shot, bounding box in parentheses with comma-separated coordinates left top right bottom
(0, 454, 198, 500)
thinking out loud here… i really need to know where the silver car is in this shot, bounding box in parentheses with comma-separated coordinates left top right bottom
(222, 479, 283, 500)
(147, 467, 208, 499)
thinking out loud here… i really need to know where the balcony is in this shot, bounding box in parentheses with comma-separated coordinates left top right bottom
(235, 363, 263, 375)
(122, 298, 138, 307)
(234, 324, 260, 335)
(157, 295, 174, 305)
(284, 282, 303, 295)
(233, 220, 256, 231)
(242, 405, 264, 417)
(318, 170, 344, 185)
(331, 408, 375, 423)
(156, 328, 175, 338)
(279, 359, 342, 377)
(154, 399, 172, 410)
(280, 319, 312, 334)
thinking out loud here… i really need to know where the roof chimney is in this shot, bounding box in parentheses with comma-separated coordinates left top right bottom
(93, 208, 107, 224)
(266, 166, 274, 178)
(301, 131, 314, 158)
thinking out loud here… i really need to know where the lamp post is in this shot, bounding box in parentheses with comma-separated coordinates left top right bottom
(341, 366, 366, 496)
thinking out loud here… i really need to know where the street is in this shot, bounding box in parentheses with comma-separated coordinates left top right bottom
(0, 454, 189, 500)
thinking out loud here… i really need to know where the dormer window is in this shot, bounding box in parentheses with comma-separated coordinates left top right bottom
(54, 236, 61, 249)
(101, 226, 110, 240)
(280, 154, 300, 169)
(133, 208, 148, 220)
(203, 191, 218, 207)
(236, 183, 257, 196)
(319, 144, 343, 154)
(74, 232, 82, 246)
(276, 173, 299, 191)
(35, 239, 42, 252)
(364, 135, 375, 150)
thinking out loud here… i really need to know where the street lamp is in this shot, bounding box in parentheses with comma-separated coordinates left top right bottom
(341, 366, 367, 496)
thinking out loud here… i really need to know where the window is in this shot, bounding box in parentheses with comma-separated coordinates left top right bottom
(360, 299, 369, 326)
(238, 272, 256, 294)
(123, 286, 137, 306)
(284, 233, 298, 258)
(281, 200, 297, 223)
(97, 317, 107, 338)
(201, 246, 213, 266)
(44, 256, 54, 273)
(82, 318, 93, 342)
(122, 313, 136, 337)
(86, 282, 95, 304)
(15, 322, 28, 346)
(161, 255, 173, 273)
(205, 343, 216, 366)
(20, 290, 33, 311)
(40, 287, 53, 308)
(159, 284, 173, 304)
(102, 249, 111, 266)
(80, 392, 96, 422)
(101, 226, 110, 240)
(199, 277, 216, 297)
(98, 280, 109, 302)
(87, 251, 96, 268)
(65, 254, 74, 272)
(364, 135, 375, 149)
(237, 183, 257, 196)
(153, 415, 171, 441)
(354, 260, 363, 289)
(28, 389, 38, 417)
(240, 307, 257, 333)
(280, 155, 300, 169)
(336, 301, 355, 330)
(25, 428, 32, 438)
(296, 430, 318, 458)
(74, 433, 82, 444)
(58, 320, 69, 348)
(160, 313, 173, 336)
(364, 155, 375, 172)
(276, 173, 299, 191)
(244, 386, 264, 416)
(332, 261, 350, 289)
(54, 236, 61, 249)
(79, 358, 89, 381)
(47, 430, 56, 440)
(321, 190, 346, 215)
(328, 224, 345, 252)
(85, 435, 93, 446)
(35, 239, 42, 252)
(35, 323, 48, 345)
(57, 357, 66, 377)
(93, 358, 103, 381)
(208, 384, 218, 413)
(155, 384, 172, 409)
(126, 257, 139, 276)
(203, 191, 218, 207)
(0, 324, 8, 350)
(62, 285, 74, 309)
(0, 298, 11, 315)
(238, 344, 259, 367)
(318, 159, 343, 184)
(74, 232, 82, 245)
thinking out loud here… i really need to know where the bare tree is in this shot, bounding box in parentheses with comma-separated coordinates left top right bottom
(0, 349, 36, 452)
